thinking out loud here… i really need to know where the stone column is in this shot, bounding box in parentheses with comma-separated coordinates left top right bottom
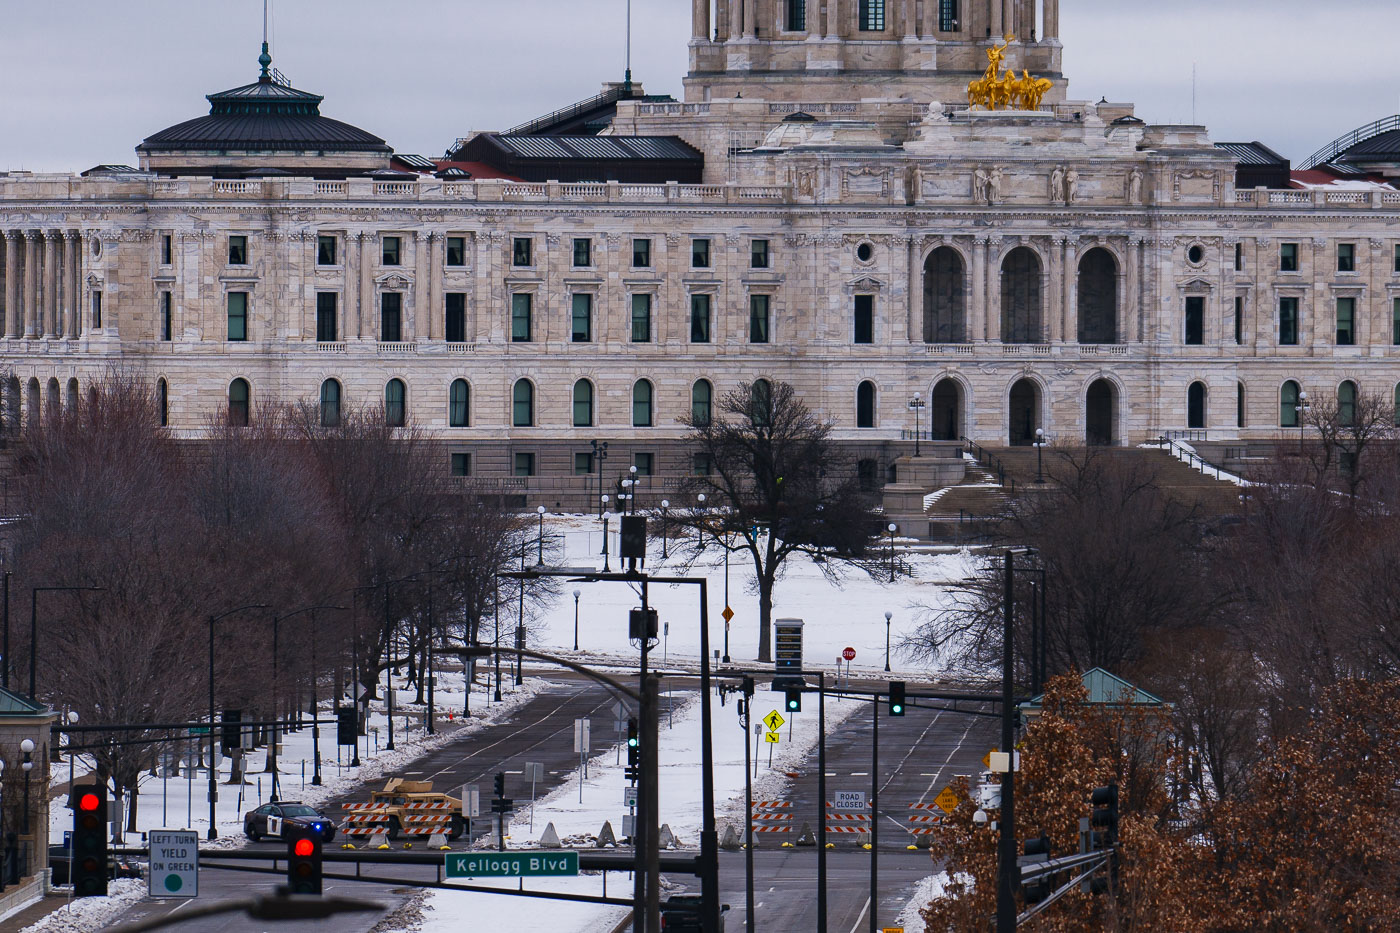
(3, 232, 18, 338)
(906, 237, 919, 343)
(23, 232, 39, 337)
(1063, 237, 1078, 343)
(428, 233, 443, 341)
(743, 0, 757, 36)
(1124, 237, 1141, 344)
(903, 0, 917, 37)
(1002, 0, 1015, 36)
(414, 232, 430, 340)
(43, 232, 59, 337)
(971, 237, 987, 341)
(830, 0, 844, 37)
(694, 0, 711, 38)
(986, 239, 1003, 343)
(989, 0, 1002, 38)
(922, 0, 936, 36)
(1043, 0, 1059, 39)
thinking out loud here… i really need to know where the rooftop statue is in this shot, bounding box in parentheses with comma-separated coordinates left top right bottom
(968, 36, 1052, 111)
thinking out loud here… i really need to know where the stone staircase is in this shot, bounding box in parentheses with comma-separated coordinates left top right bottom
(924, 458, 1013, 540)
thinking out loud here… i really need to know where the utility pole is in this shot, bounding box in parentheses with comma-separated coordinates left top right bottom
(997, 550, 1017, 933)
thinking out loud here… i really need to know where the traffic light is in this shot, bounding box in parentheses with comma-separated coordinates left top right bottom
(335, 706, 357, 746)
(619, 515, 647, 559)
(1089, 784, 1120, 894)
(1021, 835, 1052, 904)
(494, 772, 506, 799)
(220, 708, 242, 755)
(625, 718, 640, 781)
(71, 783, 108, 898)
(628, 607, 658, 642)
(784, 687, 802, 713)
(888, 681, 906, 716)
(286, 829, 323, 895)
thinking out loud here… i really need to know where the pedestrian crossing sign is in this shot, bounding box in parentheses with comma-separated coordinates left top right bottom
(763, 710, 785, 732)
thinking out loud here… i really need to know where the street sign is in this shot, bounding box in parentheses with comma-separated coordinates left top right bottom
(774, 619, 804, 674)
(833, 791, 866, 811)
(934, 785, 962, 815)
(148, 830, 198, 898)
(765, 732, 780, 744)
(459, 785, 480, 818)
(883, 928, 905, 933)
(982, 748, 996, 770)
(763, 710, 785, 732)
(62, 831, 71, 850)
(842, 646, 856, 662)
(573, 718, 591, 754)
(721, 605, 734, 623)
(524, 762, 544, 783)
(446, 851, 579, 879)
(622, 814, 636, 837)
(624, 786, 638, 808)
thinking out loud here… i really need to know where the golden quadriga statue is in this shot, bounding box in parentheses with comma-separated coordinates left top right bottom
(967, 35, 1053, 111)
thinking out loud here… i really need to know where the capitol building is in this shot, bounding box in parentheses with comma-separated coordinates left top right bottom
(3, 0, 1400, 507)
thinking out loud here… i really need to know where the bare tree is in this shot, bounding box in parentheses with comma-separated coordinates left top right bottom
(1304, 390, 1395, 499)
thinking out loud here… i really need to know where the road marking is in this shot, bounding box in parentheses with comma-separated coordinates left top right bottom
(850, 772, 868, 776)
(847, 896, 871, 933)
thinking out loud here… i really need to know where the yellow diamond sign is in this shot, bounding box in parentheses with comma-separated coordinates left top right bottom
(722, 605, 734, 623)
(982, 748, 997, 770)
(935, 785, 962, 815)
(763, 710, 785, 732)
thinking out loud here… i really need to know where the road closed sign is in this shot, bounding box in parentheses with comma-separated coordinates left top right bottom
(148, 830, 198, 898)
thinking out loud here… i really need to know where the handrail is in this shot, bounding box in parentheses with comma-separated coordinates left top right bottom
(961, 436, 1011, 490)
(1300, 113, 1400, 169)
(504, 85, 640, 137)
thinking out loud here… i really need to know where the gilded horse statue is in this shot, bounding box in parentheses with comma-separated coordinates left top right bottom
(967, 35, 1053, 111)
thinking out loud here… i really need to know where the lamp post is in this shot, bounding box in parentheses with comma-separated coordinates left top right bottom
(572, 589, 581, 651)
(696, 493, 706, 551)
(1033, 428, 1046, 484)
(908, 394, 926, 457)
(628, 465, 639, 514)
(207, 603, 267, 841)
(591, 440, 609, 516)
(19, 739, 33, 838)
(660, 500, 670, 558)
(887, 524, 897, 582)
(29, 586, 103, 701)
(1296, 390, 1310, 448)
(601, 508, 612, 573)
(884, 610, 893, 672)
(0, 757, 5, 891)
(536, 505, 546, 565)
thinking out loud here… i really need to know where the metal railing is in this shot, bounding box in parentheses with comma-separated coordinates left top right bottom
(503, 85, 641, 137)
(1301, 114, 1400, 169)
(1153, 434, 1221, 478)
(961, 437, 1018, 496)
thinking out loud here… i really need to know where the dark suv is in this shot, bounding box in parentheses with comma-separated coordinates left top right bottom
(660, 894, 729, 931)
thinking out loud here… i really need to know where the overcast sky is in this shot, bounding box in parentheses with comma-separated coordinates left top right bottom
(3, 0, 1397, 172)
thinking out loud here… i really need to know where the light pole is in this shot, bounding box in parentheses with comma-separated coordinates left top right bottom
(273, 604, 346, 791)
(572, 589, 581, 651)
(884, 610, 892, 672)
(19, 739, 33, 838)
(29, 586, 102, 701)
(601, 508, 612, 573)
(628, 465, 639, 514)
(660, 500, 670, 558)
(887, 523, 897, 582)
(591, 440, 609, 516)
(536, 505, 546, 565)
(1296, 390, 1310, 448)
(908, 394, 925, 457)
(696, 493, 706, 551)
(0, 757, 6, 891)
(208, 603, 267, 840)
(1034, 428, 1047, 484)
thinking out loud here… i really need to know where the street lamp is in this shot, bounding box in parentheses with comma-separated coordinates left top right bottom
(0, 757, 5, 891)
(696, 493, 706, 551)
(660, 500, 670, 558)
(908, 394, 926, 457)
(884, 610, 893, 672)
(601, 507, 612, 573)
(592, 440, 609, 516)
(19, 739, 33, 837)
(536, 505, 546, 565)
(1296, 390, 1310, 448)
(273, 604, 346, 791)
(572, 589, 582, 651)
(887, 524, 897, 582)
(207, 603, 267, 840)
(629, 465, 639, 514)
(29, 586, 103, 701)
(1033, 428, 1047, 484)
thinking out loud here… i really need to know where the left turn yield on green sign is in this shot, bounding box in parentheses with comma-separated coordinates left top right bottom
(148, 830, 199, 898)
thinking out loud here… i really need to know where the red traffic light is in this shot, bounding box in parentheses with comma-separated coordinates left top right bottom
(293, 837, 316, 857)
(79, 792, 100, 812)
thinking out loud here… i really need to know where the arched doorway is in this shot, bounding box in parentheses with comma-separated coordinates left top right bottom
(1188, 381, 1207, 430)
(923, 247, 966, 343)
(1086, 379, 1116, 446)
(1077, 248, 1119, 344)
(1001, 247, 1043, 344)
(931, 378, 962, 440)
(25, 378, 40, 429)
(1009, 379, 1040, 446)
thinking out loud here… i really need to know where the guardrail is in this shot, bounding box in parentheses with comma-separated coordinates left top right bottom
(961, 436, 1018, 496)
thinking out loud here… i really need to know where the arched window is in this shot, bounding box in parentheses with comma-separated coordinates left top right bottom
(750, 379, 773, 427)
(692, 380, 713, 427)
(25, 378, 39, 429)
(158, 378, 169, 427)
(512, 379, 534, 427)
(1077, 248, 1119, 344)
(1280, 380, 1301, 428)
(320, 379, 341, 428)
(1009, 379, 1040, 446)
(385, 379, 406, 427)
(1188, 382, 1207, 429)
(633, 380, 654, 428)
(449, 379, 470, 427)
(1086, 379, 1115, 446)
(1000, 247, 1043, 344)
(1338, 380, 1357, 427)
(228, 378, 250, 427)
(572, 380, 593, 428)
(923, 247, 966, 343)
(856, 381, 876, 428)
(66, 378, 79, 414)
(46, 378, 60, 421)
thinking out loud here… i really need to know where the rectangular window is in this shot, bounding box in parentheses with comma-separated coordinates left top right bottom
(1394, 245, 1400, 274)
(513, 452, 536, 477)
(632, 238, 651, 268)
(1184, 296, 1204, 345)
(445, 293, 466, 343)
(512, 237, 532, 267)
(750, 295, 771, 343)
(381, 292, 402, 342)
(382, 236, 401, 266)
(1336, 297, 1356, 345)
(858, 0, 885, 31)
(1279, 297, 1299, 345)
(1279, 242, 1298, 272)
(573, 238, 592, 267)
(161, 234, 172, 266)
(854, 295, 874, 344)
(631, 294, 652, 342)
(634, 453, 654, 476)
(160, 292, 172, 341)
(571, 293, 593, 342)
(692, 453, 712, 476)
(227, 235, 248, 266)
(91, 292, 102, 329)
(446, 236, 466, 267)
(227, 292, 248, 341)
(690, 294, 712, 343)
(574, 453, 593, 476)
(1234, 296, 1243, 345)
(450, 453, 471, 477)
(511, 293, 533, 342)
(1394, 298, 1400, 345)
(1237, 384, 1245, 429)
(316, 292, 337, 342)
(939, 0, 958, 31)
(786, 0, 806, 30)
(750, 239, 770, 269)
(317, 235, 337, 266)
(1234, 242, 1243, 272)
(692, 238, 711, 268)
(1338, 243, 1356, 273)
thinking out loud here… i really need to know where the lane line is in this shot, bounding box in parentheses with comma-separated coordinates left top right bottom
(847, 896, 871, 933)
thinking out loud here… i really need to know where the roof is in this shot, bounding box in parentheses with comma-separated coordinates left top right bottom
(1290, 167, 1395, 190)
(1335, 128, 1400, 164)
(1214, 141, 1289, 166)
(0, 687, 51, 717)
(482, 135, 701, 161)
(1020, 668, 1168, 712)
(430, 160, 521, 181)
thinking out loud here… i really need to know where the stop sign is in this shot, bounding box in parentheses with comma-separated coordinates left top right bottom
(842, 647, 856, 661)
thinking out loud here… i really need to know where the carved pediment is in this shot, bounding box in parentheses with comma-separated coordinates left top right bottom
(375, 272, 413, 290)
(847, 275, 885, 291)
(1178, 277, 1214, 292)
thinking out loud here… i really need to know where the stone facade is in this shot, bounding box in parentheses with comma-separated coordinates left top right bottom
(0, 1, 1397, 505)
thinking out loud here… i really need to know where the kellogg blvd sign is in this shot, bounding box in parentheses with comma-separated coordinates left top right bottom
(445, 850, 580, 878)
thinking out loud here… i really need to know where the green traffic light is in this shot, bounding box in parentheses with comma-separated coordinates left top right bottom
(891, 703, 903, 714)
